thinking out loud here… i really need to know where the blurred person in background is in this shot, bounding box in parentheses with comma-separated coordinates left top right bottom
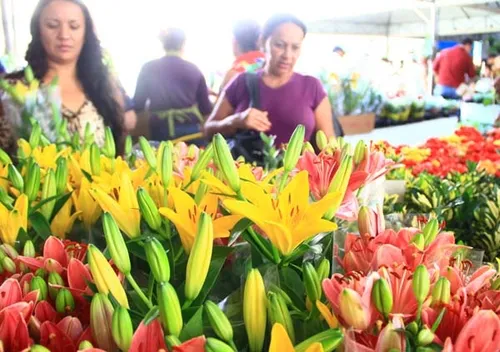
(219, 19, 265, 91)
(0, 0, 130, 155)
(205, 13, 334, 148)
(133, 27, 212, 145)
(433, 38, 476, 99)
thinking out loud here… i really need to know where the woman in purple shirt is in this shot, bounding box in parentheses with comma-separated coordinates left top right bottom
(204, 14, 334, 146)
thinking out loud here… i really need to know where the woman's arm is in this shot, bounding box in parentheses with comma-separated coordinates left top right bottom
(314, 96, 335, 138)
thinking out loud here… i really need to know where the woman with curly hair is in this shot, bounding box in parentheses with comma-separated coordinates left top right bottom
(0, 0, 131, 154)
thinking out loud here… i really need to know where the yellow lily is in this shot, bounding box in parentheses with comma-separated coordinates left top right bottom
(18, 140, 67, 170)
(159, 187, 241, 253)
(71, 178, 101, 229)
(316, 301, 339, 329)
(224, 171, 339, 255)
(0, 164, 9, 191)
(50, 198, 81, 239)
(269, 323, 323, 352)
(90, 172, 141, 239)
(87, 244, 129, 308)
(0, 194, 28, 245)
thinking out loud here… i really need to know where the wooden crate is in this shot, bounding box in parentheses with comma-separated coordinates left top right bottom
(338, 113, 376, 135)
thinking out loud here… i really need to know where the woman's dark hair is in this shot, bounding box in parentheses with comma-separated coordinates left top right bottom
(262, 14, 307, 43)
(233, 20, 260, 53)
(25, 0, 123, 144)
(160, 28, 186, 52)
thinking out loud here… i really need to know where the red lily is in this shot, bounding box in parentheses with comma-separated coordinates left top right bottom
(39, 318, 94, 352)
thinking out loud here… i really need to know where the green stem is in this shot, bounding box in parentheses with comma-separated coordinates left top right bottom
(278, 171, 289, 193)
(416, 302, 423, 322)
(431, 307, 447, 333)
(126, 274, 153, 309)
(229, 340, 238, 351)
(147, 275, 155, 302)
(182, 299, 193, 310)
(246, 227, 278, 264)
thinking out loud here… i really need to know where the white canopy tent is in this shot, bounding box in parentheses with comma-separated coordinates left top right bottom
(308, 0, 500, 38)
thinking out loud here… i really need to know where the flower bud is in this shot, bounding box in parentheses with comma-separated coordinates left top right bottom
(25, 66, 35, 83)
(1, 244, 18, 259)
(144, 237, 170, 283)
(139, 136, 157, 170)
(417, 327, 435, 346)
(56, 288, 75, 314)
(90, 293, 116, 351)
(137, 188, 162, 231)
(2, 256, 16, 273)
(157, 282, 183, 337)
(88, 244, 129, 308)
(103, 127, 116, 158)
(41, 169, 57, 220)
(372, 278, 393, 318)
(358, 206, 373, 237)
(205, 300, 233, 343)
(30, 345, 51, 352)
(23, 240, 36, 258)
(124, 135, 133, 158)
(35, 268, 47, 278)
(353, 140, 367, 165)
(284, 125, 305, 172)
(267, 292, 295, 344)
(25, 162, 41, 202)
(325, 155, 353, 219)
(413, 265, 430, 304)
(185, 212, 213, 302)
(84, 123, 94, 148)
(339, 288, 370, 330)
(30, 276, 48, 301)
(191, 143, 213, 181)
(159, 141, 173, 186)
(243, 269, 267, 352)
(205, 338, 234, 352)
(89, 143, 101, 176)
(55, 157, 69, 194)
(423, 218, 439, 246)
(295, 329, 344, 352)
(303, 141, 315, 153)
(102, 213, 131, 275)
(48, 271, 64, 300)
(407, 321, 419, 336)
(0, 148, 12, 165)
(316, 258, 330, 282)
(411, 233, 426, 251)
(431, 277, 451, 306)
(78, 341, 94, 350)
(376, 321, 405, 352)
(213, 134, 240, 193)
(303, 262, 321, 303)
(112, 306, 133, 352)
(29, 123, 42, 149)
(315, 130, 328, 151)
(8, 164, 24, 192)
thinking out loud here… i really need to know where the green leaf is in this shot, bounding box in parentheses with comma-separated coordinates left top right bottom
(81, 169, 93, 183)
(49, 192, 73, 223)
(192, 246, 233, 306)
(127, 242, 147, 261)
(279, 267, 306, 310)
(228, 218, 253, 246)
(180, 306, 204, 341)
(143, 306, 160, 325)
(29, 212, 52, 240)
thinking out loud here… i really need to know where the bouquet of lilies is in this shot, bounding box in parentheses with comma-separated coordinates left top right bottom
(0, 122, 498, 352)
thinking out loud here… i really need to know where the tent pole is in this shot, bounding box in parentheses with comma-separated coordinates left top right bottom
(428, 1, 438, 95)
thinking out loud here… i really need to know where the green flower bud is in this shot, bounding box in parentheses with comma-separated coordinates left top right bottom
(78, 341, 94, 350)
(165, 335, 182, 350)
(213, 134, 240, 193)
(407, 321, 419, 336)
(159, 141, 173, 186)
(295, 329, 344, 352)
(205, 338, 234, 352)
(417, 327, 435, 346)
(56, 288, 75, 314)
(35, 268, 47, 278)
(191, 143, 213, 181)
(144, 237, 170, 283)
(1, 244, 18, 259)
(90, 293, 116, 351)
(413, 265, 430, 304)
(411, 233, 426, 251)
(25, 162, 41, 202)
(303, 141, 315, 153)
(325, 155, 353, 219)
(0, 148, 12, 165)
(112, 306, 133, 351)
(315, 130, 328, 150)
(103, 127, 116, 158)
(185, 213, 213, 302)
(268, 292, 295, 344)
(316, 258, 331, 282)
(157, 282, 183, 337)
(23, 240, 36, 258)
(24, 66, 35, 83)
(353, 140, 367, 165)
(48, 271, 64, 300)
(303, 262, 321, 303)
(372, 278, 393, 318)
(89, 143, 101, 176)
(283, 125, 305, 172)
(40, 169, 57, 220)
(8, 164, 24, 192)
(2, 257, 16, 273)
(29, 122, 42, 150)
(139, 136, 157, 170)
(431, 277, 451, 306)
(137, 188, 162, 231)
(30, 276, 48, 301)
(205, 300, 233, 343)
(423, 218, 439, 246)
(124, 135, 133, 158)
(55, 157, 69, 194)
(30, 345, 51, 352)
(102, 213, 131, 275)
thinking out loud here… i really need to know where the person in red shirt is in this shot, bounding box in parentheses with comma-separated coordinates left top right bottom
(433, 38, 476, 99)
